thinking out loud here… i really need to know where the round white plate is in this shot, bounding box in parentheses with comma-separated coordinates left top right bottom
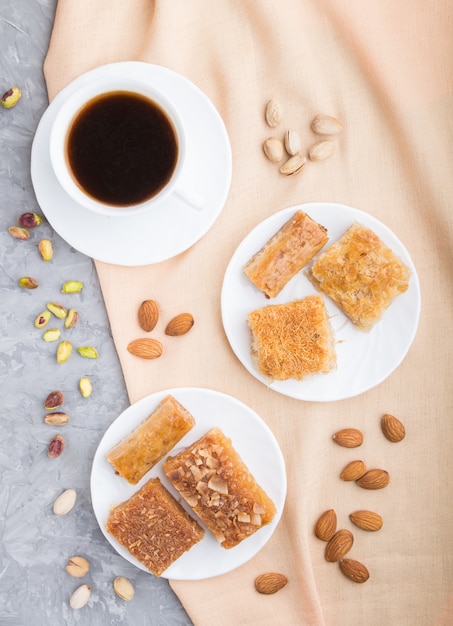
(221, 202, 421, 402)
(90, 387, 286, 580)
(31, 62, 232, 266)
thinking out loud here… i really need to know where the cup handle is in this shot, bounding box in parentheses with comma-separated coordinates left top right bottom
(174, 187, 204, 211)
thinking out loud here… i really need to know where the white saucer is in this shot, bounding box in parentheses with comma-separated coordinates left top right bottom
(90, 387, 286, 580)
(221, 203, 421, 402)
(31, 63, 232, 266)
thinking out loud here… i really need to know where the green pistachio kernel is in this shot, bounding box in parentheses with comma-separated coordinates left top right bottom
(61, 280, 83, 294)
(56, 340, 72, 363)
(18, 212, 42, 228)
(78, 377, 93, 398)
(47, 302, 67, 319)
(19, 277, 39, 289)
(43, 328, 61, 342)
(34, 311, 51, 329)
(64, 309, 79, 329)
(1, 87, 21, 109)
(77, 346, 98, 359)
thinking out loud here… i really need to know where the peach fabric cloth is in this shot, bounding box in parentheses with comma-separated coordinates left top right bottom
(44, 1, 453, 624)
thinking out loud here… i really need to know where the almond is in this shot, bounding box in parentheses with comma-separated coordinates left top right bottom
(349, 510, 383, 532)
(255, 572, 288, 594)
(339, 558, 369, 583)
(325, 529, 354, 562)
(356, 469, 390, 490)
(137, 300, 159, 332)
(314, 509, 337, 542)
(332, 428, 363, 448)
(381, 413, 405, 442)
(340, 460, 366, 481)
(165, 312, 194, 336)
(127, 338, 163, 359)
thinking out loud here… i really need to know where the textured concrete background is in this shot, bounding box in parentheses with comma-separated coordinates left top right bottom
(0, 1, 192, 623)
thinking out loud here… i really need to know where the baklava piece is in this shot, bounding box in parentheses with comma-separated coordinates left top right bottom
(106, 477, 204, 577)
(308, 223, 411, 331)
(106, 395, 195, 485)
(163, 427, 276, 549)
(243, 210, 328, 298)
(247, 294, 336, 381)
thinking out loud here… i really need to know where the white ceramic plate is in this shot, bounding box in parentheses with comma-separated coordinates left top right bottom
(31, 62, 232, 266)
(221, 202, 421, 402)
(90, 387, 286, 580)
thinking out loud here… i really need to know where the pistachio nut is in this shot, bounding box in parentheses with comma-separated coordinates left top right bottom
(18, 276, 38, 289)
(18, 212, 42, 228)
(1, 87, 21, 109)
(34, 311, 51, 329)
(38, 239, 53, 262)
(44, 412, 70, 426)
(263, 137, 284, 163)
(47, 302, 67, 319)
(284, 129, 302, 156)
(69, 584, 91, 610)
(62, 280, 83, 294)
(64, 309, 79, 329)
(79, 377, 93, 398)
(56, 340, 72, 363)
(48, 434, 65, 458)
(44, 390, 64, 410)
(53, 488, 76, 515)
(113, 577, 135, 601)
(265, 98, 283, 128)
(77, 346, 98, 359)
(311, 114, 343, 135)
(308, 140, 335, 161)
(65, 556, 90, 578)
(279, 153, 306, 176)
(8, 226, 30, 240)
(43, 328, 61, 342)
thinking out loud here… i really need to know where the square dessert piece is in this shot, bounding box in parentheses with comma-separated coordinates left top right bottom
(243, 210, 328, 298)
(163, 427, 276, 549)
(247, 294, 336, 381)
(106, 477, 204, 577)
(106, 395, 195, 485)
(308, 223, 411, 331)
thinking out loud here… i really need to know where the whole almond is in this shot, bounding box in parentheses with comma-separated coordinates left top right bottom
(308, 140, 335, 161)
(349, 510, 383, 532)
(325, 529, 354, 562)
(165, 312, 194, 336)
(332, 428, 363, 448)
(356, 469, 390, 490)
(311, 114, 343, 135)
(340, 460, 366, 481)
(339, 558, 369, 583)
(69, 584, 91, 609)
(127, 338, 163, 359)
(137, 300, 159, 332)
(279, 153, 306, 176)
(314, 509, 337, 542)
(381, 413, 406, 442)
(53, 488, 77, 515)
(65, 556, 90, 578)
(265, 98, 283, 128)
(255, 572, 288, 594)
(263, 137, 284, 163)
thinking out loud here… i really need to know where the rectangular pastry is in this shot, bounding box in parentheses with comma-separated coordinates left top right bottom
(247, 294, 336, 381)
(243, 210, 328, 298)
(106, 394, 195, 484)
(308, 223, 411, 331)
(106, 477, 204, 577)
(163, 427, 276, 549)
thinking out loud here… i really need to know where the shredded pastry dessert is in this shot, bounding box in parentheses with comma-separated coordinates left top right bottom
(163, 427, 276, 549)
(247, 294, 336, 381)
(106, 477, 204, 577)
(308, 223, 411, 331)
(106, 395, 195, 484)
(243, 210, 328, 298)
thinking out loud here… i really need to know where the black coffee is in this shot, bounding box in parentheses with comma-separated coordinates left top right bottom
(66, 91, 179, 207)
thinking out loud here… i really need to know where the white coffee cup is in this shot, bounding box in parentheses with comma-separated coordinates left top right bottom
(50, 77, 202, 216)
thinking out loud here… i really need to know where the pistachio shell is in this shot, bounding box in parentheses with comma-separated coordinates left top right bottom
(69, 584, 91, 609)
